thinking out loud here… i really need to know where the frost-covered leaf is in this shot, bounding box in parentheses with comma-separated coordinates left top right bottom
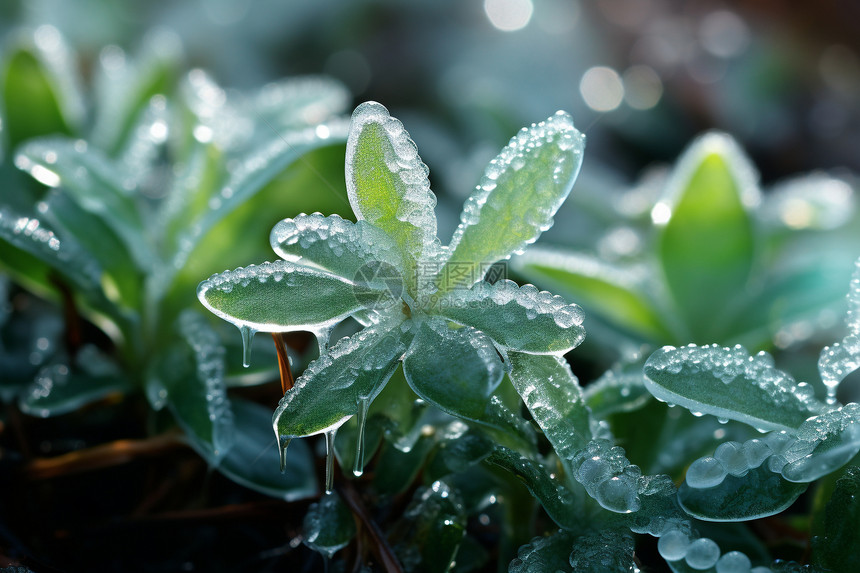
(509, 353, 591, 468)
(568, 529, 636, 573)
(512, 249, 672, 342)
(215, 398, 317, 500)
(760, 172, 855, 232)
(818, 258, 860, 403)
(769, 404, 860, 483)
(813, 465, 860, 573)
(655, 133, 757, 341)
(162, 311, 234, 461)
(442, 112, 585, 292)
(274, 319, 409, 439)
(644, 344, 824, 432)
(403, 319, 503, 421)
(198, 260, 381, 333)
(18, 351, 131, 418)
(436, 280, 585, 355)
(303, 492, 356, 558)
(509, 530, 575, 573)
(485, 446, 582, 531)
(244, 76, 350, 134)
(270, 213, 405, 279)
(678, 463, 807, 522)
(389, 481, 466, 573)
(15, 137, 154, 269)
(345, 101, 437, 284)
(0, 206, 103, 298)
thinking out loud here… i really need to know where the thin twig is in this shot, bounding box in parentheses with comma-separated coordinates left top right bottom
(336, 480, 403, 573)
(25, 432, 186, 479)
(272, 332, 295, 393)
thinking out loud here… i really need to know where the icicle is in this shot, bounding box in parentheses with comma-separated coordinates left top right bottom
(325, 429, 337, 494)
(239, 324, 256, 367)
(353, 397, 370, 477)
(279, 435, 292, 473)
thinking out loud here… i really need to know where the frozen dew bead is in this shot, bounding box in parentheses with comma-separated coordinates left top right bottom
(715, 442, 749, 477)
(685, 538, 720, 570)
(742, 439, 772, 469)
(595, 476, 641, 513)
(686, 456, 728, 489)
(657, 530, 690, 562)
(716, 551, 752, 573)
(749, 567, 772, 573)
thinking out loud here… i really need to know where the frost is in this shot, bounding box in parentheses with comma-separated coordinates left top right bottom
(818, 258, 860, 404)
(644, 344, 825, 432)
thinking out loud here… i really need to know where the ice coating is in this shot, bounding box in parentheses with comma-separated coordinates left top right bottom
(345, 101, 438, 265)
(443, 112, 585, 292)
(437, 279, 585, 355)
(568, 530, 635, 573)
(818, 258, 860, 404)
(270, 213, 405, 279)
(177, 311, 234, 459)
(197, 260, 371, 334)
(644, 344, 825, 432)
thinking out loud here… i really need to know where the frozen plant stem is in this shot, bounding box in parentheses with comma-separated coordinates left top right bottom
(272, 332, 295, 393)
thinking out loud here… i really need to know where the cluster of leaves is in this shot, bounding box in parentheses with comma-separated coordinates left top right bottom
(0, 28, 351, 498)
(200, 99, 860, 573)
(2, 25, 860, 573)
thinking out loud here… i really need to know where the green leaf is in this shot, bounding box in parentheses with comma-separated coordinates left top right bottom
(91, 29, 181, 154)
(484, 446, 583, 531)
(270, 213, 406, 280)
(568, 529, 636, 573)
(345, 101, 438, 286)
(436, 280, 585, 355)
(656, 133, 757, 341)
(41, 190, 142, 310)
(512, 248, 673, 342)
(389, 481, 466, 573)
(509, 530, 575, 573)
(770, 404, 860, 483)
(162, 311, 234, 461)
(18, 356, 131, 418)
(198, 260, 382, 333)
(243, 76, 350, 134)
(584, 369, 652, 419)
(274, 319, 409, 439)
(303, 492, 356, 558)
(678, 464, 807, 522)
(644, 344, 825, 432)
(1, 38, 78, 149)
(373, 434, 436, 497)
(215, 398, 317, 500)
(508, 353, 591, 470)
(441, 111, 585, 292)
(0, 206, 103, 297)
(813, 465, 860, 573)
(403, 319, 504, 421)
(15, 137, 155, 270)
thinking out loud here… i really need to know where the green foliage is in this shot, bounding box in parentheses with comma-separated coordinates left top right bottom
(3, 27, 860, 573)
